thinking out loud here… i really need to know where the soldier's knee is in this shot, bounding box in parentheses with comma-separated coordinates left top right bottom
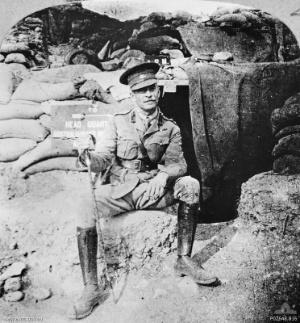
(175, 176, 200, 193)
(174, 176, 200, 205)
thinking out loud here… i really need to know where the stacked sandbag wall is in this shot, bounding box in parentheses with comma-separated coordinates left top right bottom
(10, 6, 296, 74)
(238, 60, 300, 177)
(127, 11, 194, 57)
(0, 63, 37, 176)
(178, 7, 300, 63)
(0, 64, 125, 179)
(73, 11, 193, 72)
(271, 93, 300, 174)
(62, 8, 300, 74)
(0, 17, 48, 68)
(0, 100, 48, 163)
(33, 5, 193, 70)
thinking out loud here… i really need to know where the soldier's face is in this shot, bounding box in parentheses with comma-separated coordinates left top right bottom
(132, 83, 160, 113)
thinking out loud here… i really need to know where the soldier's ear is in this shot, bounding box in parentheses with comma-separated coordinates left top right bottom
(156, 85, 160, 98)
(130, 90, 137, 103)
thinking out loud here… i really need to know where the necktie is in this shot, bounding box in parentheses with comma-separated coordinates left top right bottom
(145, 117, 151, 132)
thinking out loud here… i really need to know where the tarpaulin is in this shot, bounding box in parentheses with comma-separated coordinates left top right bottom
(182, 58, 300, 220)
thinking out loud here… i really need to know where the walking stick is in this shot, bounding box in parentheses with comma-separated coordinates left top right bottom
(84, 153, 117, 304)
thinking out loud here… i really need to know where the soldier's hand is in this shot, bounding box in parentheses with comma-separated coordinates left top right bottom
(74, 134, 95, 166)
(143, 171, 168, 202)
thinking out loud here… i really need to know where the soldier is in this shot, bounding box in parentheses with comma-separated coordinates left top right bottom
(69, 62, 219, 319)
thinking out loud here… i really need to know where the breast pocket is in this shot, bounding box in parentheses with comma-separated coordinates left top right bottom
(146, 136, 170, 162)
(117, 138, 138, 160)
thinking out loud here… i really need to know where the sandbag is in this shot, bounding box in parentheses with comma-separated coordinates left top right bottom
(274, 125, 300, 140)
(112, 40, 129, 52)
(0, 119, 49, 142)
(110, 48, 127, 59)
(100, 59, 121, 71)
(84, 70, 124, 91)
(0, 42, 30, 54)
(273, 154, 300, 174)
(171, 11, 194, 27)
(79, 80, 105, 98)
(129, 36, 180, 55)
(24, 17, 43, 25)
(13, 137, 77, 171)
(0, 101, 44, 120)
(77, 80, 114, 103)
(40, 101, 52, 115)
(143, 12, 172, 24)
(135, 26, 183, 42)
(241, 10, 262, 25)
(210, 5, 242, 18)
(65, 48, 98, 67)
(6, 63, 32, 85)
(123, 57, 145, 69)
(271, 93, 300, 134)
(161, 49, 184, 59)
(237, 61, 300, 176)
(0, 64, 16, 104)
(22, 157, 86, 177)
(31, 64, 100, 83)
(0, 138, 36, 162)
(272, 134, 300, 158)
(11, 80, 78, 102)
(10, 99, 40, 106)
(214, 13, 247, 24)
(138, 22, 158, 34)
(39, 114, 52, 130)
(0, 54, 4, 62)
(119, 50, 146, 63)
(5, 53, 27, 64)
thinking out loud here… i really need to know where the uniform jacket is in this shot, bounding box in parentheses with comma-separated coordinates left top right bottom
(90, 106, 187, 199)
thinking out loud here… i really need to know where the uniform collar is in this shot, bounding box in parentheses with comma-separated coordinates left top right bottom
(135, 107, 158, 122)
(130, 106, 163, 134)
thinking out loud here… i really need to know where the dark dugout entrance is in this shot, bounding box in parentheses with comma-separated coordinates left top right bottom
(1, 1, 299, 222)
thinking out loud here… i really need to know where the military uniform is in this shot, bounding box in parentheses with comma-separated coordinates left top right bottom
(69, 62, 218, 320)
(87, 106, 200, 218)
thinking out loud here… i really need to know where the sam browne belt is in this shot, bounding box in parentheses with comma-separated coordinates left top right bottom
(119, 159, 158, 172)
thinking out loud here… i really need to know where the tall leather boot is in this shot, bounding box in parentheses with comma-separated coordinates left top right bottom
(174, 202, 218, 285)
(68, 226, 107, 320)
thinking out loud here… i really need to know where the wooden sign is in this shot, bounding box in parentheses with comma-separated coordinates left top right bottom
(50, 103, 111, 140)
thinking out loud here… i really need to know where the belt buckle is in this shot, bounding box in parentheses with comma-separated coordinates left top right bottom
(133, 160, 141, 171)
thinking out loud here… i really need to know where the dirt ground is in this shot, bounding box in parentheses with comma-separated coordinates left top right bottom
(0, 169, 283, 323)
